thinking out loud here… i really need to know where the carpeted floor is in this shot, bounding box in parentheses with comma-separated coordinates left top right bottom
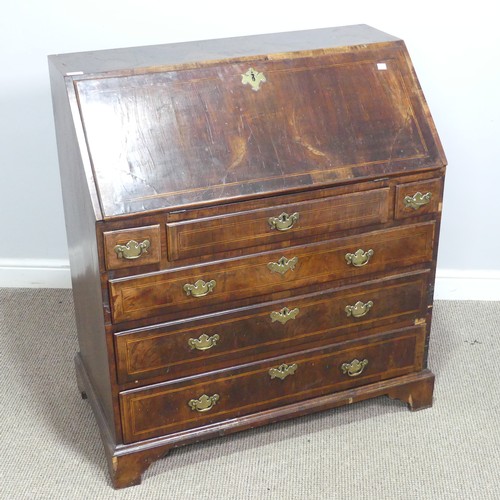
(1, 288, 499, 499)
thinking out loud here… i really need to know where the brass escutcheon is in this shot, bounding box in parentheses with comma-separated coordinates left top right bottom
(183, 279, 216, 298)
(404, 191, 432, 210)
(268, 212, 299, 231)
(241, 68, 266, 91)
(269, 363, 298, 380)
(188, 333, 220, 351)
(270, 307, 300, 325)
(345, 300, 374, 318)
(188, 394, 220, 412)
(341, 358, 368, 377)
(267, 256, 298, 275)
(345, 249, 374, 267)
(114, 239, 150, 260)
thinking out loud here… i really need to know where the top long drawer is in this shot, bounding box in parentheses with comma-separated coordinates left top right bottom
(166, 188, 390, 261)
(109, 222, 435, 324)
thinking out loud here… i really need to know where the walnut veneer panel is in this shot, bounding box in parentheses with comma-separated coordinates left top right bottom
(74, 44, 444, 217)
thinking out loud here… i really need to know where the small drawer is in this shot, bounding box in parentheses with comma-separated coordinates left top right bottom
(166, 188, 390, 261)
(395, 177, 443, 220)
(119, 324, 426, 443)
(115, 271, 429, 384)
(109, 222, 435, 324)
(103, 225, 161, 271)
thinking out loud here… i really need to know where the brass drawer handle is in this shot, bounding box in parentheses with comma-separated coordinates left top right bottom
(268, 212, 299, 231)
(188, 333, 220, 351)
(341, 359, 368, 377)
(188, 394, 219, 412)
(404, 191, 432, 210)
(114, 239, 150, 260)
(345, 249, 374, 267)
(270, 307, 300, 324)
(267, 256, 298, 275)
(269, 363, 298, 380)
(183, 279, 216, 298)
(345, 300, 373, 318)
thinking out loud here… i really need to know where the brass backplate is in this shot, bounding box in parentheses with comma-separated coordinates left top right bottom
(188, 394, 220, 412)
(270, 307, 300, 324)
(114, 239, 150, 260)
(269, 363, 298, 380)
(241, 68, 266, 91)
(267, 256, 298, 275)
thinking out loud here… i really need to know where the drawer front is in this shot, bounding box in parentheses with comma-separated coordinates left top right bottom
(120, 325, 426, 443)
(166, 188, 390, 261)
(103, 225, 161, 270)
(109, 222, 435, 324)
(115, 271, 429, 384)
(395, 177, 443, 220)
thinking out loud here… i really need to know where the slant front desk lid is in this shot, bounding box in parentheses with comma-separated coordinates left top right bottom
(56, 25, 446, 218)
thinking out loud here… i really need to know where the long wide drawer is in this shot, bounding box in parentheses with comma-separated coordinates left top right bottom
(120, 325, 426, 443)
(109, 222, 435, 324)
(166, 188, 390, 261)
(115, 271, 429, 384)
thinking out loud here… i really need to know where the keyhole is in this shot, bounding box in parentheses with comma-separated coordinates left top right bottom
(251, 71, 256, 81)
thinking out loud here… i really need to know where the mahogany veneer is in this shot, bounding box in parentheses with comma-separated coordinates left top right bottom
(49, 25, 446, 488)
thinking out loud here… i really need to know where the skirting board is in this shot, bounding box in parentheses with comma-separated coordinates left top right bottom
(0, 259, 499, 300)
(434, 269, 500, 301)
(0, 259, 71, 289)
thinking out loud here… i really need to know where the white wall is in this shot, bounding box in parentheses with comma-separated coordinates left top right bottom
(1, 0, 499, 298)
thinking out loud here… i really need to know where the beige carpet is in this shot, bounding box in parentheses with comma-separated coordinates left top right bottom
(1, 288, 499, 499)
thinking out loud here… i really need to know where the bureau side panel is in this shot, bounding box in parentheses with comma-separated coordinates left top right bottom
(48, 60, 117, 441)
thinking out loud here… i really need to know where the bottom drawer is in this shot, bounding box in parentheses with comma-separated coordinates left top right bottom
(120, 324, 426, 443)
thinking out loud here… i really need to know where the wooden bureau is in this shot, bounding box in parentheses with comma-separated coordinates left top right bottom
(48, 25, 446, 488)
